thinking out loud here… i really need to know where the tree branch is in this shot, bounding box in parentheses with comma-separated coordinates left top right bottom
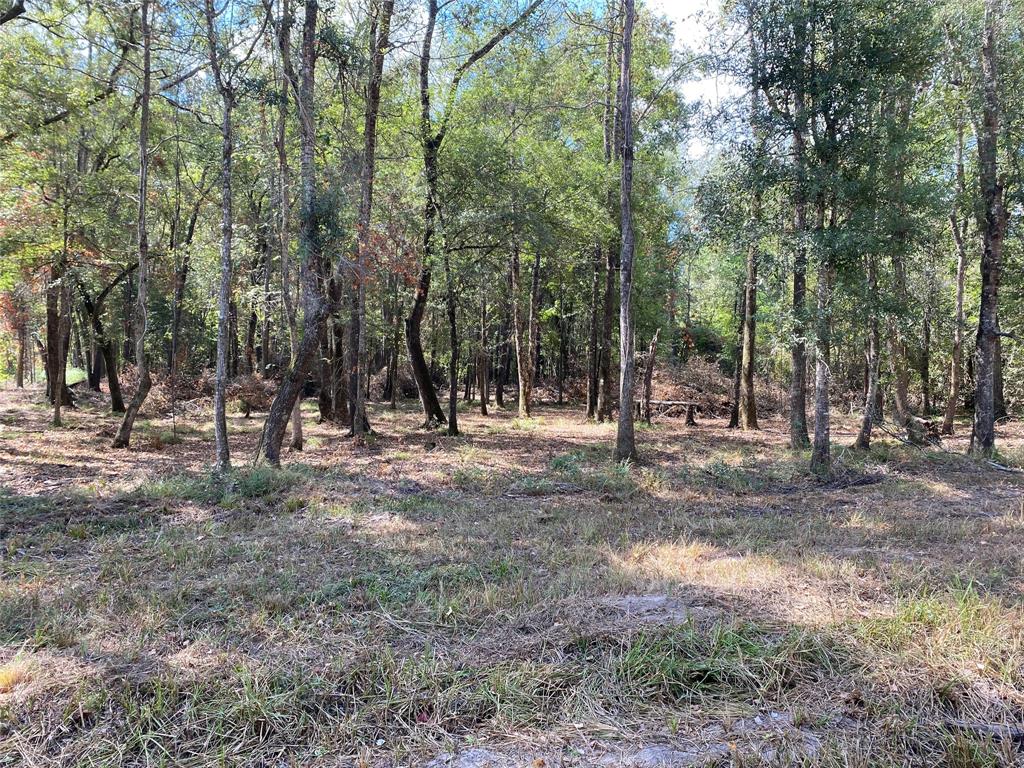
(0, 30, 133, 144)
(0, 0, 25, 26)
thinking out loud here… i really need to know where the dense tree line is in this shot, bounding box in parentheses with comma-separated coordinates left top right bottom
(0, 0, 1020, 471)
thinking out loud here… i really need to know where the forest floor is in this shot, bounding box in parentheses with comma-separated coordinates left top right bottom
(1, 385, 1023, 767)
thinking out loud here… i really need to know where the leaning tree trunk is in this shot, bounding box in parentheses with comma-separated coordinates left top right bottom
(406, 264, 446, 426)
(112, 0, 152, 449)
(258, 0, 330, 466)
(614, 0, 637, 463)
(971, 0, 1005, 458)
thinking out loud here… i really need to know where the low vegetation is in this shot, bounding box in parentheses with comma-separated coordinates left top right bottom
(1, 390, 1022, 766)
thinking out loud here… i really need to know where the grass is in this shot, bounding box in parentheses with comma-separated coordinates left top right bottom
(0, 655, 33, 693)
(0, 392, 1022, 766)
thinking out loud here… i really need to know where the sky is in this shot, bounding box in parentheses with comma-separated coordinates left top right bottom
(648, 0, 740, 161)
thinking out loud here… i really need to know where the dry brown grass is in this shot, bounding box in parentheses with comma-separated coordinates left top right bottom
(0, 384, 1023, 766)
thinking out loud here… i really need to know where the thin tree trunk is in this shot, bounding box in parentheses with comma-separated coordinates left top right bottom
(15, 326, 25, 388)
(642, 328, 659, 424)
(350, 0, 393, 436)
(788, 12, 809, 449)
(971, 0, 1004, 457)
(597, 0, 620, 424)
(212, 95, 234, 471)
(511, 246, 533, 417)
(586, 242, 601, 418)
(614, 0, 637, 463)
(728, 290, 743, 429)
(443, 248, 459, 436)
(810, 264, 832, 474)
(855, 256, 880, 449)
(407, 0, 447, 428)
(478, 286, 488, 416)
(275, 0, 303, 450)
(52, 274, 70, 427)
(258, 0, 330, 466)
(112, 0, 152, 448)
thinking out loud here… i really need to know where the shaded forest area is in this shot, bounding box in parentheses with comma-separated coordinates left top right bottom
(2, 0, 1024, 765)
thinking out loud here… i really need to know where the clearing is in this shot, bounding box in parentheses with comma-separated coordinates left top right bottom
(1, 387, 1023, 766)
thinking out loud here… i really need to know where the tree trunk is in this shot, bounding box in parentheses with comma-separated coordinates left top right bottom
(406, 266, 446, 426)
(728, 291, 743, 429)
(478, 287, 488, 416)
(258, 0, 330, 465)
(642, 328, 659, 424)
(511, 246, 534, 418)
(971, 0, 1005, 458)
(941, 205, 968, 434)
(788, 18, 809, 449)
(350, 0, 393, 436)
(52, 275, 70, 427)
(854, 257, 880, 449)
(112, 0, 152, 448)
(597, 0, 620, 424)
(810, 264, 832, 475)
(586, 242, 601, 418)
(614, 0, 637, 463)
(275, 0, 303, 451)
(15, 325, 25, 388)
(443, 248, 459, 436)
(210, 83, 234, 471)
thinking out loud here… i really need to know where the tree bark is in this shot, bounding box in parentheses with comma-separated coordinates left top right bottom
(511, 246, 537, 418)
(15, 325, 25, 388)
(854, 256, 880, 449)
(79, 264, 135, 414)
(971, 0, 1005, 457)
(740, 22, 761, 430)
(258, 0, 331, 466)
(407, 1, 446, 427)
(586, 242, 601, 418)
(614, 0, 637, 463)
(478, 286, 488, 416)
(788, 10, 809, 449)
(642, 328, 659, 424)
(272, 0, 304, 450)
(204, 0, 236, 471)
(597, 0, 621, 425)
(350, 0, 393, 436)
(809, 264, 832, 475)
(112, 0, 152, 448)
(443, 248, 459, 435)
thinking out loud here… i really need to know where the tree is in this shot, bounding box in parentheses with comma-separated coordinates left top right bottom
(258, 0, 332, 467)
(614, 0, 637, 463)
(350, 0, 394, 437)
(970, 0, 1007, 458)
(406, 0, 544, 430)
(112, 0, 153, 449)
